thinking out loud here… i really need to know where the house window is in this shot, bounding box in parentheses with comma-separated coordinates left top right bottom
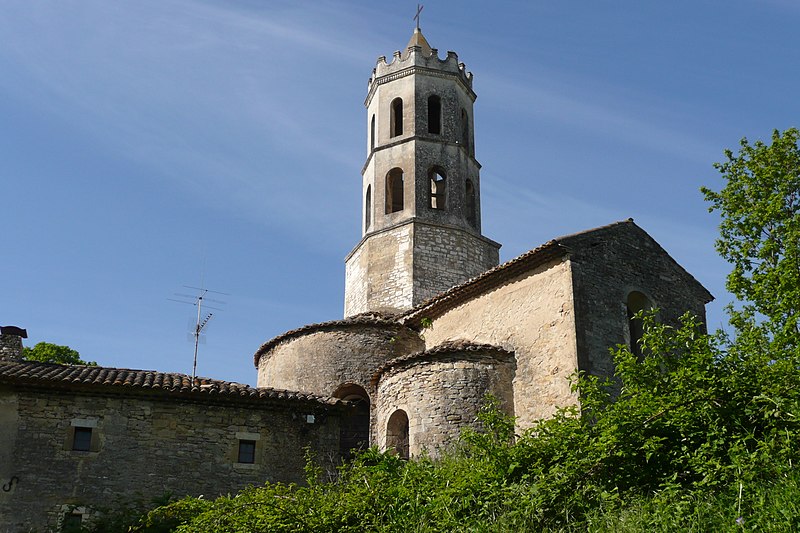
(391, 98, 403, 137)
(385, 168, 404, 213)
(72, 427, 92, 452)
(62, 511, 84, 532)
(427, 95, 441, 134)
(238, 440, 256, 464)
(429, 168, 446, 210)
(386, 409, 409, 460)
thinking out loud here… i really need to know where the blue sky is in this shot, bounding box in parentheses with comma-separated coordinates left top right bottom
(2, 1, 798, 385)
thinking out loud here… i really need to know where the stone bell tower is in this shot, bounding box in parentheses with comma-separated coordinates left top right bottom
(344, 27, 500, 317)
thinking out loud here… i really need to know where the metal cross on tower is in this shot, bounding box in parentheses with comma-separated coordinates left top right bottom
(414, 4, 423, 30)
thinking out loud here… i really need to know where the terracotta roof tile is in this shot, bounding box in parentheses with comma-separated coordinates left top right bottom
(370, 340, 514, 387)
(401, 219, 713, 326)
(0, 360, 343, 407)
(401, 239, 566, 326)
(253, 311, 413, 366)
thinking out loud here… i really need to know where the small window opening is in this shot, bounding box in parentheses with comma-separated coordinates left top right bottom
(238, 440, 256, 464)
(62, 513, 83, 532)
(386, 409, 409, 460)
(385, 168, 404, 213)
(391, 98, 403, 137)
(460, 109, 470, 152)
(370, 114, 376, 151)
(72, 427, 92, 452)
(429, 168, 446, 210)
(465, 179, 477, 228)
(626, 291, 652, 359)
(365, 185, 372, 230)
(427, 95, 441, 134)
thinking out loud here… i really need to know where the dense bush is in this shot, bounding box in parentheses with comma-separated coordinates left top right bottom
(127, 312, 799, 532)
(83, 129, 800, 531)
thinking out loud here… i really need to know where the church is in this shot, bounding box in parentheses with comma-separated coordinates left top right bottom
(0, 27, 711, 531)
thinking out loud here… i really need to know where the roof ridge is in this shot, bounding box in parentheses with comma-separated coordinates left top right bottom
(0, 359, 343, 406)
(252, 312, 410, 367)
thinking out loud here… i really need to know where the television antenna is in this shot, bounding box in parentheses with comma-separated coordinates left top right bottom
(169, 285, 228, 383)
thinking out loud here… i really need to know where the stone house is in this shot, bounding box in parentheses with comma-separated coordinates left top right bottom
(0, 27, 712, 531)
(0, 343, 350, 532)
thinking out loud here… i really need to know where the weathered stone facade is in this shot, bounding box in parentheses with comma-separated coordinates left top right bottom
(559, 222, 711, 377)
(0, 361, 348, 533)
(409, 255, 580, 428)
(372, 342, 515, 457)
(255, 314, 424, 398)
(344, 221, 499, 315)
(0, 327, 25, 361)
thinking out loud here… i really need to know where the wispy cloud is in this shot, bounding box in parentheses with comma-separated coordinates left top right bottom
(0, 1, 371, 247)
(479, 71, 720, 162)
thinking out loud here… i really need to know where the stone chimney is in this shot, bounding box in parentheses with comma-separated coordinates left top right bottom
(0, 326, 27, 361)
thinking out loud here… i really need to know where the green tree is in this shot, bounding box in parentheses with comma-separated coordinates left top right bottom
(701, 127, 800, 350)
(22, 342, 96, 366)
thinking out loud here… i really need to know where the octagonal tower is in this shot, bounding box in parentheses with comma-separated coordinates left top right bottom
(344, 28, 501, 316)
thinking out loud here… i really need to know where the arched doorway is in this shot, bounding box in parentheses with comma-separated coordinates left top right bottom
(333, 384, 370, 460)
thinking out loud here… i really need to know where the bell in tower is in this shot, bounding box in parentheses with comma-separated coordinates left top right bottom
(344, 26, 501, 317)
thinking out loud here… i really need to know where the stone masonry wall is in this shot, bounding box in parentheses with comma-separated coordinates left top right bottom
(375, 353, 514, 457)
(0, 387, 341, 533)
(0, 335, 22, 361)
(257, 324, 423, 397)
(420, 258, 579, 430)
(344, 221, 499, 316)
(561, 222, 712, 377)
(412, 222, 499, 305)
(345, 224, 414, 316)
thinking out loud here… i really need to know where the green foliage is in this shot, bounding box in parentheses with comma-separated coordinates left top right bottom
(138, 310, 800, 531)
(702, 127, 800, 351)
(21, 342, 96, 365)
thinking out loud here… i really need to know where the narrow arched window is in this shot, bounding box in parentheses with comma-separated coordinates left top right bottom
(460, 109, 470, 151)
(465, 179, 476, 228)
(385, 168, 404, 213)
(386, 409, 409, 460)
(427, 95, 441, 134)
(370, 114, 376, 151)
(365, 185, 372, 230)
(626, 291, 652, 359)
(391, 98, 403, 137)
(429, 168, 446, 209)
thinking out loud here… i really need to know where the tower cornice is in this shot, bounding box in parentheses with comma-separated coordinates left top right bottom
(365, 64, 476, 108)
(361, 135, 482, 175)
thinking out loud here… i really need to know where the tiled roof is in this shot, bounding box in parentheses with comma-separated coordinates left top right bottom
(0, 360, 343, 406)
(401, 238, 567, 326)
(253, 311, 413, 366)
(402, 219, 713, 326)
(370, 340, 514, 387)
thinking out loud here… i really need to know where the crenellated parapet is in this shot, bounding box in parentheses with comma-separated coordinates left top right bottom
(365, 29, 474, 107)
